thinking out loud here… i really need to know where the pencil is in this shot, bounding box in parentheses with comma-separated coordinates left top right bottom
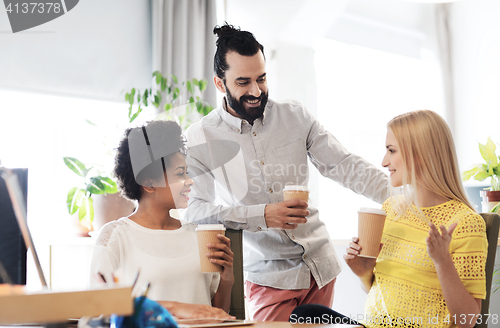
(132, 270, 140, 289)
(142, 282, 151, 298)
(133, 282, 151, 320)
(98, 272, 107, 284)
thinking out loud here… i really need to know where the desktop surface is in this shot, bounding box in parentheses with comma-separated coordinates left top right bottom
(0, 322, 363, 328)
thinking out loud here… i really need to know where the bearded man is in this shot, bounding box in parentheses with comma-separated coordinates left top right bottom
(183, 23, 389, 322)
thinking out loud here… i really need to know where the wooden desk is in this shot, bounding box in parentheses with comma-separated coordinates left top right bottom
(1, 320, 363, 328)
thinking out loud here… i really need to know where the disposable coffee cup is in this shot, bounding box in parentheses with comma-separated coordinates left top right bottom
(283, 185, 309, 204)
(196, 224, 226, 273)
(357, 208, 387, 258)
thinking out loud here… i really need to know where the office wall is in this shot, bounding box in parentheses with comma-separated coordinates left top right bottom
(0, 0, 151, 101)
(450, 0, 500, 172)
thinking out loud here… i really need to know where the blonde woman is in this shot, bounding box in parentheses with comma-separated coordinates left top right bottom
(291, 110, 488, 328)
(345, 110, 488, 328)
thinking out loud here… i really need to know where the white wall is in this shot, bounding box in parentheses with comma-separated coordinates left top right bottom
(450, 0, 500, 174)
(0, 0, 151, 101)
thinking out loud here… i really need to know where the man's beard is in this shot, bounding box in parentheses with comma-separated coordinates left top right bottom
(225, 87, 269, 123)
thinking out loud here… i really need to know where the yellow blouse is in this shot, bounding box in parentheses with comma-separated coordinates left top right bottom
(363, 199, 487, 328)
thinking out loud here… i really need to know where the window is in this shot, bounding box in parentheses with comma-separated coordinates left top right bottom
(314, 38, 444, 239)
(0, 89, 134, 237)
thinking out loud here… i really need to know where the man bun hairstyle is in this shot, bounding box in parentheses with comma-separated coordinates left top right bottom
(213, 22, 264, 79)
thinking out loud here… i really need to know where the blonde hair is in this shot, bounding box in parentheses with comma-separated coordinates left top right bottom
(387, 110, 475, 217)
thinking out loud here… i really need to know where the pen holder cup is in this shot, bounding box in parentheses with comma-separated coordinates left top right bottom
(111, 296, 178, 328)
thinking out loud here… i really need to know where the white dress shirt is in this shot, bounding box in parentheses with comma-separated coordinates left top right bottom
(183, 98, 389, 289)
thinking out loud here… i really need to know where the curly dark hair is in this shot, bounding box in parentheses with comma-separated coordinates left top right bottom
(113, 120, 186, 201)
(213, 22, 265, 79)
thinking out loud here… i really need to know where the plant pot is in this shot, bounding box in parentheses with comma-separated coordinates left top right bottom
(480, 190, 500, 212)
(70, 214, 92, 237)
(92, 193, 136, 233)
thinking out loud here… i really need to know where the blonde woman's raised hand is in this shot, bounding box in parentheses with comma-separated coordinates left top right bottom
(426, 222, 458, 264)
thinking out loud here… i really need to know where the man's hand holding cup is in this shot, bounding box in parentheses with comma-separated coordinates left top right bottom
(264, 185, 310, 229)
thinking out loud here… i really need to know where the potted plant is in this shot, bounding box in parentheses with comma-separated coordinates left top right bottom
(124, 71, 213, 127)
(462, 137, 500, 212)
(64, 157, 120, 234)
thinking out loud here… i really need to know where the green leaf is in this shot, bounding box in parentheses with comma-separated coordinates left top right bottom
(186, 80, 193, 94)
(128, 105, 133, 118)
(137, 92, 141, 103)
(79, 197, 94, 223)
(488, 162, 495, 175)
(479, 139, 497, 165)
(462, 166, 483, 181)
(192, 78, 199, 86)
(85, 119, 97, 126)
(130, 88, 136, 101)
(474, 170, 491, 181)
(491, 202, 500, 213)
(173, 88, 179, 100)
(196, 101, 203, 113)
(66, 187, 85, 215)
(64, 157, 87, 177)
(153, 95, 160, 108)
(143, 89, 149, 107)
(204, 104, 213, 116)
(199, 80, 207, 92)
(486, 136, 497, 151)
(154, 71, 163, 85)
(100, 176, 118, 194)
(189, 96, 195, 103)
(161, 77, 167, 91)
(130, 105, 143, 122)
(171, 74, 178, 84)
(164, 103, 173, 112)
(125, 93, 129, 103)
(87, 176, 106, 195)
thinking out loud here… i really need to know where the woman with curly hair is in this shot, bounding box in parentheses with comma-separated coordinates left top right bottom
(90, 120, 234, 320)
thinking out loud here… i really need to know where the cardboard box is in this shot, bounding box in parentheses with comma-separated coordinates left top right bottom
(0, 285, 133, 324)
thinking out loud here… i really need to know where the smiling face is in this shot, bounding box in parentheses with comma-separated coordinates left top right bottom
(382, 129, 405, 188)
(214, 50, 268, 123)
(152, 152, 193, 209)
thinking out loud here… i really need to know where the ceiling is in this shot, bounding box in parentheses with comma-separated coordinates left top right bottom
(225, 0, 435, 49)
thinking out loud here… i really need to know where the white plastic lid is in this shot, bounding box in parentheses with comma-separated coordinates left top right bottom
(283, 185, 309, 192)
(196, 224, 226, 231)
(358, 207, 386, 215)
